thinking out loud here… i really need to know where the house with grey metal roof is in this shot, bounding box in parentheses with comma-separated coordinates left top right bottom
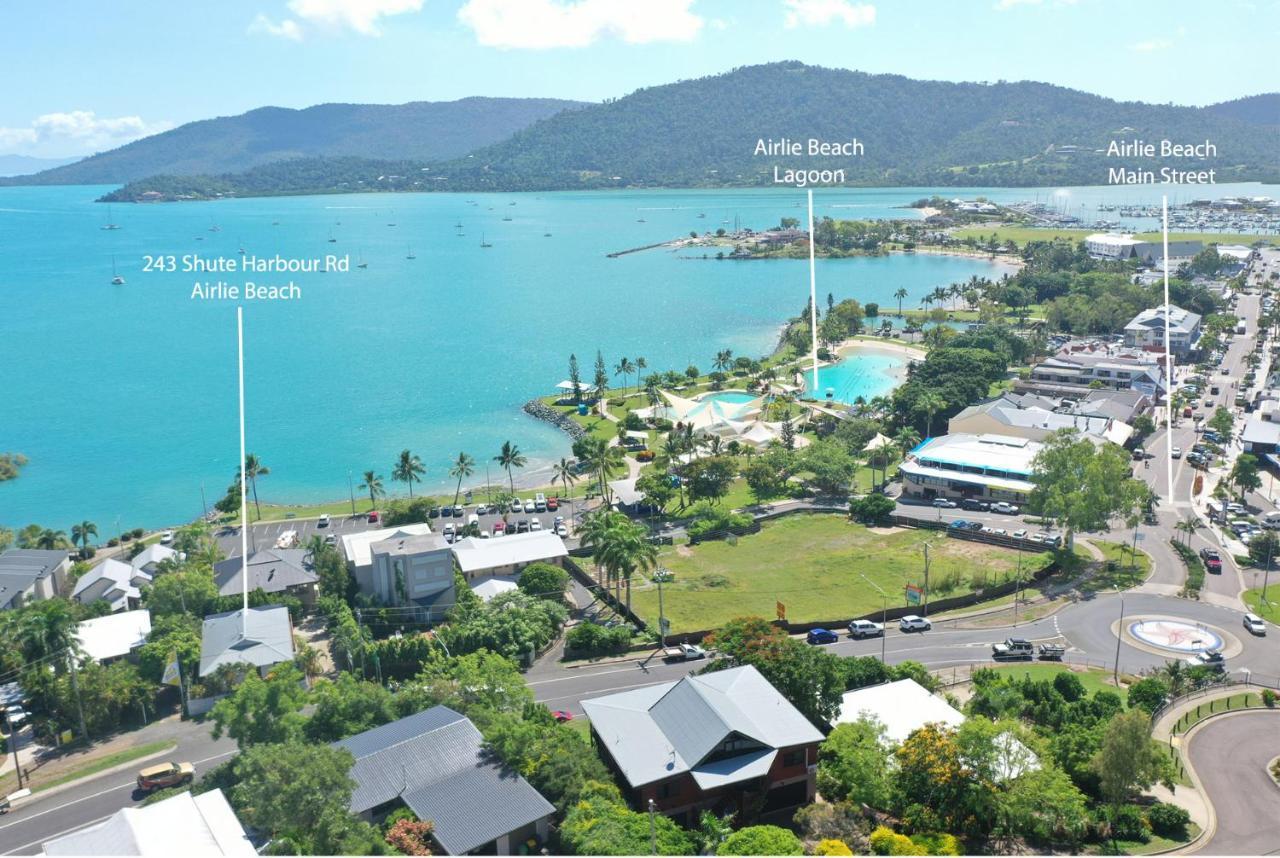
(582, 665, 823, 827)
(198, 605, 295, 677)
(213, 549, 318, 606)
(0, 549, 70, 611)
(73, 558, 151, 612)
(334, 706, 554, 855)
(129, 544, 180, 575)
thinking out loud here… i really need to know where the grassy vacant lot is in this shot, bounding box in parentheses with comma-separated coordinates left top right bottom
(1242, 587, 1280, 624)
(977, 664, 1123, 701)
(631, 515, 1054, 632)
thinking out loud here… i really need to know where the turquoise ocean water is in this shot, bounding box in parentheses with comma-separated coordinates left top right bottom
(1, 183, 1273, 530)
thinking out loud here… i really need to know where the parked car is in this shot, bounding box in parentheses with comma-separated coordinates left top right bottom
(479, 530, 490, 539)
(847, 619, 884, 639)
(547, 497, 560, 511)
(1171, 447, 1182, 459)
(807, 628, 839, 645)
(899, 615, 932, 632)
(428, 506, 441, 518)
(159, 530, 174, 545)
(555, 524, 568, 537)
(475, 504, 488, 516)
(932, 498, 957, 509)
(367, 511, 379, 523)
(317, 514, 330, 528)
(440, 505, 454, 517)
(137, 762, 194, 793)
(991, 502, 1019, 515)
(965, 521, 983, 531)
(493, 520, 505, 533)
(467, 513, 480, 527)
(516, 519, 530, 533)
(452, 506, 464, 518)
(960, 498, 990, 512)
(1199, 547, 1223, 574)
(663, 643, 707, 661)
(324, 533, 338, 546)
(1012, 529, 1028, 539)
(530, 519, 543, 531)
(1243, 613, 1267, 635)
(948, 519, 970, 530)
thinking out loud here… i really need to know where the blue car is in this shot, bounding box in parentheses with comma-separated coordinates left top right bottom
(807, 628, 839, 645)
(948, 519, 970, 530)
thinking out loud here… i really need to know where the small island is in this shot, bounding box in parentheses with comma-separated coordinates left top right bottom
(0, 452, 27, 481)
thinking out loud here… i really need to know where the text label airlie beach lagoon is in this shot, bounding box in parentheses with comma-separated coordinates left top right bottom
(754, 137, 865, 187)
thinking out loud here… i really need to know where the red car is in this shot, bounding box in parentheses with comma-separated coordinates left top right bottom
(493, 520, 505, 532)
(367, 511, 379, 523)
(547, 497, 559, 511)
(551, 710, 573, 722)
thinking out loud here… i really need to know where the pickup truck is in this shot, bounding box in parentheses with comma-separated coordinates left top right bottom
(662, 643, 707, 661)
(991, 637, 1034, 660)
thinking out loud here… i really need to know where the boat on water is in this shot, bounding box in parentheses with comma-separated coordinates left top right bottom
(637, 218, 646, 223)
(544, 232, 552, 237)
(454, 221, 463, 228)
(208, 224, 221, 232)
(357, 254, 368, 269)
(328, 231, 336, 243)
(110, 255, 124, 285)
(406, 246, 416, 259)
(100, 205, 121, 230)
(502, 215, 513, 221)
(480, 234, 492, 248)
(697, 213, 706, 218)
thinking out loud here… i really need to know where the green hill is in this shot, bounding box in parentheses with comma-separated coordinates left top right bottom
(5, 97, 584, 186)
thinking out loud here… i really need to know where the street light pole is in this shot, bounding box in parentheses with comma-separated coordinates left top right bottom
(857, 572, 888, 664)
(348, 470, 356, 516)
(6, 710, 23, 790)
(1013, 545, 1024, 628)
(922, 542, 931, 617)
(648, 799, 657, 856)
(1113, 597, 1126, 687)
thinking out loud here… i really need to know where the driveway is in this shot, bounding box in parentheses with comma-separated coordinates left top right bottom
(1187, 710, 1280, 855)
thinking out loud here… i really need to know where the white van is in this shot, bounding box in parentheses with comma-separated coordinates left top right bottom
(467, 513, 480, 527)
(1262, 511, 1280, 530)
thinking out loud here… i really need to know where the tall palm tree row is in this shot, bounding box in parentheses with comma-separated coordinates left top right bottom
(579, 510, 658, 612)
(614, 357, 636, 395)
(495, 441, 527, 493)
(552, 458, 578, 502)
(392, 449, 426, 498)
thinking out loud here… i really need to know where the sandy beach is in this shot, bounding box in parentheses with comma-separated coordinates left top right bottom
(894, 245, 1025, 269)
(834, 338, 923, 384)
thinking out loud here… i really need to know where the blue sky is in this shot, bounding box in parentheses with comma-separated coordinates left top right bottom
(1, 0, 1275, 158)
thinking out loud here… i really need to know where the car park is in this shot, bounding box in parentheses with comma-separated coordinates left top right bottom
(1243, 613, 1266, 635)
(806, 628, 839, 645)
(847, 619, 884, 639)
(991, 502, 1019, 515)
(899, 615, 932, 632)
(932, 497, 957, 508)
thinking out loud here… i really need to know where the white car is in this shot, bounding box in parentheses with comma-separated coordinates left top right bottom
(991, 502, 1019, 515)
(1012, 529, 1028, 539)
(1171, 447, 1182, 459)
(159, 530, 174, 544)
(442, 523, 456, 535)
(555, 524, 568, 537)
(475, 504, 488, 516)
(530, 519, 543, 531)
(899, 615, 932, 632)
(318, 514, 330, 527)
(479, 530, 491, 540)
(509, 499, 524, 513)
(931, 498, 957, 509)
(1243, 613, 1266, 635)
(847, 619, 884, 639)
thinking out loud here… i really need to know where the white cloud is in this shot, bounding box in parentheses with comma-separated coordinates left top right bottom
(783, 0, 875, 29)
(248, 13, 304, 40)
(993, 0, 1077, 9)
(1130, 38, 1173, 52)
(285, 0, 424, 36)
(0, 111, 174, 158)
(458, 0, 704, 49)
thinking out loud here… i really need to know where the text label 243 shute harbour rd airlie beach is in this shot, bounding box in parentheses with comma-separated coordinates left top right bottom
(141, 252, 347, 300)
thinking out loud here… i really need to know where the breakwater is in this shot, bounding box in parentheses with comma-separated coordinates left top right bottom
(523, 400, 587, 440)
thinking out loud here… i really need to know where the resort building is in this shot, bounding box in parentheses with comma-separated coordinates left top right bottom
(1013, 350, 1165, 399)
(0, 549, 70, 611)
(452, 530, 567, 581)
(1123, 304, 1202, 356)
(335, 706, 555, 855)
(1085, 233, 1202, 262)
(213, 549, 319, 607)
(72, 557, 151, 612)
(198, 605, 295, 678)
(582, 665, 824, 827)
(900, 433, 1040, 504)
(369, 532, 455, 618)
(76, 609, 152, 663)
(40, 788, 254, 856)
(948, 395, 1133, 446)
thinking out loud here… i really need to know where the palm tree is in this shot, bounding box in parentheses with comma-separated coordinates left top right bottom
(1174, 517, 1199, 547)
(552, 458, 579, 502)
(449, 452, 476, 508)
(35, 528, 69, 550)
(578, 510, 621, 589)
(358, 470, 384, 510)
(578, 436, 625, 501)
(71, 520, 98, 553)
(635, 356, 647, 384)
(242, 454, 270, 521)
(713, 349, 734, 373)
(894, 287, 909, 317)
(614, 357, 635, 395)
(14, 599, 81, 665)
(495, 441, 527, 493)
(392, 449, 425, 498)
(895, 426, 922, 455)
(916, 391, 946, 437)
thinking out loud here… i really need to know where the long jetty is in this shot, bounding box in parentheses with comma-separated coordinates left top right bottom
(606, 240, 679, 258)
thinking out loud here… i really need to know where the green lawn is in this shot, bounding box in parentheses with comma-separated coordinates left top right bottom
(1079, 540, 1150, 592)
(977, 664, 1123, 701)
(631, 515, 1054, 632)
(1242, 587, 1280, 624)
(1170, 692, 1263, 735)
(0, 740, 176, 797)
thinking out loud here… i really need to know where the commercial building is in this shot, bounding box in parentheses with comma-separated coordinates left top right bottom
(72, 558, 151, 612)
(1013, 350, 1165, 399)
(0, 549, 70, 611)
(948, 395, 1133, 446)
(1123, 304, 1202, 356)
(213, 549, 319, 607)
(369, 532, 455, 619)
(1241, 401, 1280, 459)
(582, 665, 823, 827)
(451, 530, 568, 581)
(1085, 233, 1202, 262)
(900, 433, 1040, 504)
(41, 788, 254, 856)
(336, 706, 554, 855)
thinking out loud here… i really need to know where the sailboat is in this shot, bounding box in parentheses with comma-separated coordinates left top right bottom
(110, 255, 125, 285)
(480, 234, 492, 248)
(406, 246, 416, 260)
(100, 205, 121, 230)
(328, 230, 337, 243)
(357, 252, 368, 269)
(502, 215, 513, 222)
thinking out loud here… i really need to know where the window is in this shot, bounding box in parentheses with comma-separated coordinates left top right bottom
(782, 749, 805, 768)
(658, 781, 680, 799)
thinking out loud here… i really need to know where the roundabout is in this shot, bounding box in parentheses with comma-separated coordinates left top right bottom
(1112, 614, 1244, 660)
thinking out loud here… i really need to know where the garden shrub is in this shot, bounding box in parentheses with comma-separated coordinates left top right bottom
(910, 833, 960, 855)
(869, 826, 921, 855)
(814, 839, 853, 855)
(1262, 688, 1277, 708)
(1107, 804, 1151, 843)
(1146, 802, 1190, 839)
(565, 622, 632, 656)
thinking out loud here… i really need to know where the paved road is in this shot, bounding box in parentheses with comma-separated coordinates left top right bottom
(0, 717, 235, 855)
(1187, 710, 1280, 855)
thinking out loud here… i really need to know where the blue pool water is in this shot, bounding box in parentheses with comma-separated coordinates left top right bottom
(806, 352, 908, 404)
(4, 182, 1270, 530)
(696, 391, 758, 405)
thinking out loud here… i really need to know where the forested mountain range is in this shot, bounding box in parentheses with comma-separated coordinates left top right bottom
(33, 62, 1279, 200)
(3, 97, 584, 186)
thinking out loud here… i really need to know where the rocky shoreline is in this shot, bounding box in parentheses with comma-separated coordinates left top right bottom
(523, 400, 587, 440)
